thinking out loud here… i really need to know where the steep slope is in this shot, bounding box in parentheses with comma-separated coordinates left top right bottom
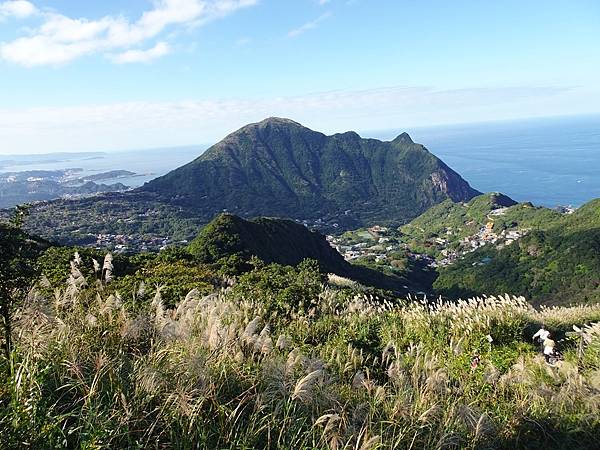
(140, 117, 480, 227)
(187, 213, 432, 294)
(17, 118, 480, 247)
(188, 213, 350, 274)
(434, 198, 600, 305)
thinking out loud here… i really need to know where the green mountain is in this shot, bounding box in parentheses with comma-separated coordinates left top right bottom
(433, 198, 600, 305)
(187, 213, 434, 294)
(188, 213, 350, 274)
(16, 118, 480, 247)
(140, 117, 480, 228)
(400, 192, 561, 258)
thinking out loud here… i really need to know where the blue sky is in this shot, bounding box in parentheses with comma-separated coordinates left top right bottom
(0, 0, 599, 153)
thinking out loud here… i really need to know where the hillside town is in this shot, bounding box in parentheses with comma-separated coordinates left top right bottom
(94, 233, 177, 253)
(326, 219, 532, 270)
(327, 225, 402, 260)
(434, 221, 530, 267)
(53, 200, 574, 261)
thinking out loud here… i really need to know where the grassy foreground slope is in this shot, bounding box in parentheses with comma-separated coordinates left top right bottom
(435, 199, 600, 305)
(1, 251, 600, 449)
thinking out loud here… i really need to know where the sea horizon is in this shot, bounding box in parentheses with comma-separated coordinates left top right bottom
(2, 113, 599, 209)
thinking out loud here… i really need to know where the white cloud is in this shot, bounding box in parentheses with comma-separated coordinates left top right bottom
(0, 0, 258, 66)
(1, 84, 591, 154)
(111, 41, 171, 64)
(317, 0, 331, 5)
(288, 11, 331, 37)
(0, 0, 37, 19)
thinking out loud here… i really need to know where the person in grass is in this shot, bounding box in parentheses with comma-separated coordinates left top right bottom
(543, 335, 557, 364)
(532, 325, 550, 352)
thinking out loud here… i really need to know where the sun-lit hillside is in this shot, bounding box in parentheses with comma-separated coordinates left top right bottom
(2, 251, 600, 449)
(1, 1, 599, 448)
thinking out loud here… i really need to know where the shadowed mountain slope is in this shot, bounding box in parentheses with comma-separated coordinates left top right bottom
(188, 213, 350, 274)
(188, 213, 434, 294)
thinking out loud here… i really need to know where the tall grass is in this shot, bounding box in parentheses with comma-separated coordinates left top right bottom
(1, 258, 600, 449)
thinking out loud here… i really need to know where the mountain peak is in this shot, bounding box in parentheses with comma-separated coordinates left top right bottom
(392, 132, 414, 145)
(141, 119, 480, 228)
(215, 117, 321, 146)
(225, 117, 313, 140)
(256, 117, 303, 127)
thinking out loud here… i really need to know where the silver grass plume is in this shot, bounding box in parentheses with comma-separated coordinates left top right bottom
(69, 261, 85, 282)
(292, 369, 323, 403)
(86, 313, 98, 327)
(352, 370, 367, 390)
(276, 334, 291, 351)
(359, 435, 382, 450)
(286, 348, 306, 375)
(242, 316, 262, 346)
(66, 258, 87, 299)
(39, 274, 51, 288)
(102, 252, 114, 283)
(100, 292, 123, 315)
(137, 281, 146, 298)
(151, 285, 166, 325)
(314, 413, 344, 450)
(92, 258, 101, 276)
(255, 324, 273, 355)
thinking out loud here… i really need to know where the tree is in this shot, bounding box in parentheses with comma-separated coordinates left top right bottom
(0, 206, 38, 359)
(231, 259, 324, 323)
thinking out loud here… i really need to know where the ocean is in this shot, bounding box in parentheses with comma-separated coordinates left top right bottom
(1, 114, 599, 208)
(378, 114, 600, 207)
(0, 146, 205, 188)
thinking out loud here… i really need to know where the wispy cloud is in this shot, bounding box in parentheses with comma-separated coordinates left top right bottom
(288, 11, 332, 37)
(0, 0, 258, 66)
(110, 41, 171, 64)
(0, 84, 586, 154)
(0, 0, 37, 19)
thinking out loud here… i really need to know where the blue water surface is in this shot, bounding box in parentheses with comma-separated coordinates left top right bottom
(375, 114, 600, 207)
(2, 115, 599, 208)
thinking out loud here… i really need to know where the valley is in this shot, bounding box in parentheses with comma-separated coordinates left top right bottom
(4, 119, 598, 307)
